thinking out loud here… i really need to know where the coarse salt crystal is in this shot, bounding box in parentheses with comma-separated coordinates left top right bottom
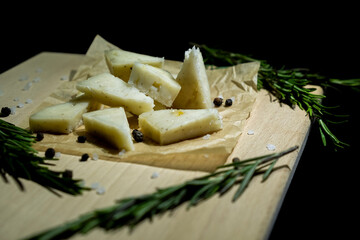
(13, 97, 19, 102)
(92, 153, 99, 161)
(60, 75, 68, 81)
(118, 149, 126, 156)
(55, 152, 61, 158)
(17, 103, 24, 108)
(23, 82, 32, 91)
(266, 144, 276, 151)
(202, 134, 211, 140)
(10, 106, 16, 115)
(33, 77, 41, 83)
(91, 182, 100, 190)
(151, 172, 159, 179)
(247, 130, 255, 135)
(96, 186, 106, 195)
(25, 99, 33, 104)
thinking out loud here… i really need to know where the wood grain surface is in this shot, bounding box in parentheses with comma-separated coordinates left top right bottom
(0, 52, 312, 240)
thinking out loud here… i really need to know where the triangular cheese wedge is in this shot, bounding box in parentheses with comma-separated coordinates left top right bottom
(105, 49, 164, 82)
(76, 73, 154, 115)
(29, 95, 101, 134)
(172, 46, 212, 109)
(82, 107, 134, 151)
(128, 62, 181, 107)
(139, 109, 222, 145)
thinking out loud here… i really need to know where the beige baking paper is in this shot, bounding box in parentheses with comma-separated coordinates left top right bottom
(31, 35, 260, 172)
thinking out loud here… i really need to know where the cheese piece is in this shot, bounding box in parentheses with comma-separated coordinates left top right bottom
(29, 95, 101, 134)
(105, 49, 164, 82)
(76, 73, 154, 115)
(128, 63, 181, 107)
(139, 109, 223, 145)
(172, 46, 212, 109)
(82, 107, 134, 151)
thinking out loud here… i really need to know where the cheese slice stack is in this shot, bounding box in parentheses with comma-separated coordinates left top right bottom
(128, 62, 181, 107)
(76, 73, 154, 115)
(105, 49, 164, 82)
(29, 95, 101, 134)
(172, 46, 212, 109)
(82, 107, 134, 151)
(139, 109, 223, 145)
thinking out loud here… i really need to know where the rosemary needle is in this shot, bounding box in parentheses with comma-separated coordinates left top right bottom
(25, 146, 298, 240)
(195, 44, 358, 149)
(0, 119, 89, 196)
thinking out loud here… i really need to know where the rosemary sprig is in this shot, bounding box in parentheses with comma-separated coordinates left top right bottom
(196, 44, 359, 149)
(0, 119, 89, 196)
(25, 146, 298, 240)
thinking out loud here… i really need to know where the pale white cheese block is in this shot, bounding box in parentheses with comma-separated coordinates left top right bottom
(105, 49, 164, 82)
(138, 109, 223, 145)
(29, 95, 101, 134)
(172, 46, 212, 109)
(128, 62, 181, 107)
(76, 73, 154, 115)
(82, 107, 134, 151)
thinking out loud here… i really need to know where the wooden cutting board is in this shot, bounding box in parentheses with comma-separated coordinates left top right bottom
(0, 52, 313, 240)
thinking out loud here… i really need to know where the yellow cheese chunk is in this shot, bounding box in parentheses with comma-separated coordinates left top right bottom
(138, 109, 223, 145)
(82, 107, 134, 151)
(76, 73, 154, 115)
(172, 46, 212, 109)
(105, 49, 164, 82)
(128, 62, 181, 107)
(29, 95, 101, 134)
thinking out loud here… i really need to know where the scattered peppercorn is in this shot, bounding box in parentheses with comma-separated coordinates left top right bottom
(77, 135, 87, 143)
(232, 157, 240, 163)
(213, 97, 223, 107)
(132, 129, 144, 142)
(45, 148, 56, 159)
(62, 169, 73, 179)
(80, 153, 89, 162)
(1, 107, 11, 117)
(36, 132, 44, 141)
(225, 98, 233, 107)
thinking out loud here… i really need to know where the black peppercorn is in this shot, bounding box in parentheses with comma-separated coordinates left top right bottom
(36, 132, 44, 141)
(45, 148, 56, 159)
(77, 135, 87, 143)
(132, 129, 144, 142)
(1, 107, 11, 117)
(80, 153, 89, 162)
(225, 98, 233, 107)
(213, 97, 223, 107)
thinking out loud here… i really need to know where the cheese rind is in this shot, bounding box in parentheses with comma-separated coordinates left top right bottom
(76, 73, 154, 115)
(128, 63, 181, 107)
(138, 109, 223, 145)
(172, 46, 212, 109)
(82, 107, 134, 151)
(105, 49, 164, 82)
(29, 95, 101, 134)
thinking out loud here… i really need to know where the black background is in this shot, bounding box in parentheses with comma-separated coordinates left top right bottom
(2, 3, 359, 239)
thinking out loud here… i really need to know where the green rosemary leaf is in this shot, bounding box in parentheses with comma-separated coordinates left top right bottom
(232, 160, 260, 202)
(0, 119, 89, 196)
(25, 146, 298, 240)
(262, 158, 278, 182)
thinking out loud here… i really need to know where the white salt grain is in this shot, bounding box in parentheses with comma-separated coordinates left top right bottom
(266, 144, 276, 151)
(13, 97, 19, 102)
(33, 77, 41, 83)
(55, 152, 61, 158)
(60, 75, 68, 81)
(96, 186, 106, 195)
(202, 134, 211, 140)
(91, 182, 100, 190)
(25, 99, 33, 104)
(92, 153, 99, 161)
(247, 130, 255, 135)
(151, 172, 159, 179)
(118, 149, 126, 156)
(23, 82, 32, 91)
(17, 103, 24, 108)
(10, 106, 16, 115)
